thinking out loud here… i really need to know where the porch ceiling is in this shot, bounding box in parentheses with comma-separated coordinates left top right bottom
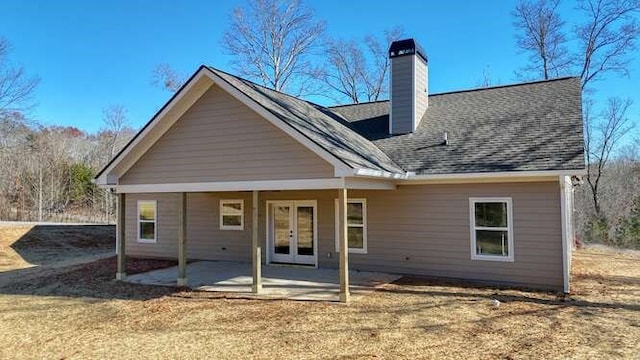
(115, 177, 396, 193)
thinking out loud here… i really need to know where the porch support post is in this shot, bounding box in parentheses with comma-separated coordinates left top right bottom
(116, 192, 126, 280)
(338, 187, 350, 303)
(177, 192, 188, 286)
(252, 190, 262, 293)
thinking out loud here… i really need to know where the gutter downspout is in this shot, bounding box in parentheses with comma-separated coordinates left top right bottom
(559, 175, 570, 294)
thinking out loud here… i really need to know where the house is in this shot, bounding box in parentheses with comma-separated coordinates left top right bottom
(94, 38, 584, 302)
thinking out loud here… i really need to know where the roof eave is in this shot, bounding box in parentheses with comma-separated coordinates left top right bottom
(352, 168, 412, 179)
(401, 169, 586, 183)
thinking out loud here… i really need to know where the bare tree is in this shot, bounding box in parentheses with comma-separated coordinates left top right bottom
(222, 0, 325, 95)
(318, 27, 404, 103)
(513, 0, 640, 86)
(512, 0, 571, 79)
(361, 27, 404, 101)
(318, 38, 366, 103)
(476, 65, 498, 88)
(151, 64, 186, 93)
(102, 105, 129, 159)
(584, 97, 634, 215)
(0, 38, 39, 116)
(513, 0, 640, 247)
(576, 0, 640, 89)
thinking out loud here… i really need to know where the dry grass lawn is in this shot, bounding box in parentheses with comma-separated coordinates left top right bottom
(0, 224, 638, 359)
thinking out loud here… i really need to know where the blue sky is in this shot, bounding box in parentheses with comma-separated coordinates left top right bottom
(0, 0, 638, 133)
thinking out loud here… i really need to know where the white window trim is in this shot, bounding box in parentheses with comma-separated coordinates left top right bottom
(137, 200, 157, 243)
(469, 197, 514, 262)
(334, 198, 368, 254)
(220, 199, 244, 230)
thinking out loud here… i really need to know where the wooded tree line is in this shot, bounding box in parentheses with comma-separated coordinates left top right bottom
(513, 0, 640, 248)
(1, 0, 639, 248)
(0, 108, 134, 223)
(0, 36, 135, 223)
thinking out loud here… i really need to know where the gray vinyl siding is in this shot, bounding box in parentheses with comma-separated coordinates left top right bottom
(125, 193, 180, 259)
(123, 181, 563, 290)
(120, 85, 334, 185)
(125, 192, 252, 261)
(345, 182, 563, 290)
(185, 192, 252, 262)
(415, 56, 428, 123)
(390, 55, 414, 134)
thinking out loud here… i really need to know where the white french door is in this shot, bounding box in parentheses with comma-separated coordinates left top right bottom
(267, 200, 317, 266)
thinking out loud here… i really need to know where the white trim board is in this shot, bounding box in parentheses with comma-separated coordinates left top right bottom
(402, 170, 585, 184)
(117, 179, 343, 193)
(219, 199, 245, 231)
(559, 175, 572, 293)
(136, 200, 157, 244)
(116, 170, 586, 193)
(117, 177, 398, 193)
(334, 198, 368, 254)
(265, 200, 319, 267)
(469, 197, 514, 262)
(412, 54, 416, 132)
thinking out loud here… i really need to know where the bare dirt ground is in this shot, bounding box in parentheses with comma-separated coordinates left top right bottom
(0, 224, 638, 359)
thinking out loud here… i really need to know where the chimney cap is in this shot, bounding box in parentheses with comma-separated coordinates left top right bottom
(389, 38, 427, 62)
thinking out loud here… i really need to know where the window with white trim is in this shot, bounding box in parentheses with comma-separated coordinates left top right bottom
(334, 198, 367, 254)
(137, 200, 157, 243)
(470, 197, 514, 262)
(220, 199, 244, 230)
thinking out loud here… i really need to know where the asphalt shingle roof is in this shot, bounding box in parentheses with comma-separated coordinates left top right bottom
(209, 67, 405, 174)
(331, 77, 585, 175)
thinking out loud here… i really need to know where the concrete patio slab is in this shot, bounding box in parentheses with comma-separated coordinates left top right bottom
(126, 261, 401, 301)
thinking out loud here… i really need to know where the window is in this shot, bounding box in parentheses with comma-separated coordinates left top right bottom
(469, 197, 513, 262)
(334, 199, 367, 254)
(137, 200, 157, 243)
(220, 199, 244, 230)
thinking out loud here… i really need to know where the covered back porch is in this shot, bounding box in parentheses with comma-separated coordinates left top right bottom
(114, 178, 396, 303)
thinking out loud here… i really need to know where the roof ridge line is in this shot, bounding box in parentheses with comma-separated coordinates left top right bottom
(206, 66, 334, 112)
(328, 76, 580, 109)
(429, 76, 579, 97)
(328, 99, 390, 108)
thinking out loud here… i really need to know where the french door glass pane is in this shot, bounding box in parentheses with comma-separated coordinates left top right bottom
(297, 206, 314, 256)
(476, 230, 508, 256)
(274, 206, 290, 254)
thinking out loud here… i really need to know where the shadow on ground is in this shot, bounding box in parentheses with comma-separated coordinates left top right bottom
(0, 256, 182, 301)
(7, 225, 114, 266)
(0, 224, 181, 301)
